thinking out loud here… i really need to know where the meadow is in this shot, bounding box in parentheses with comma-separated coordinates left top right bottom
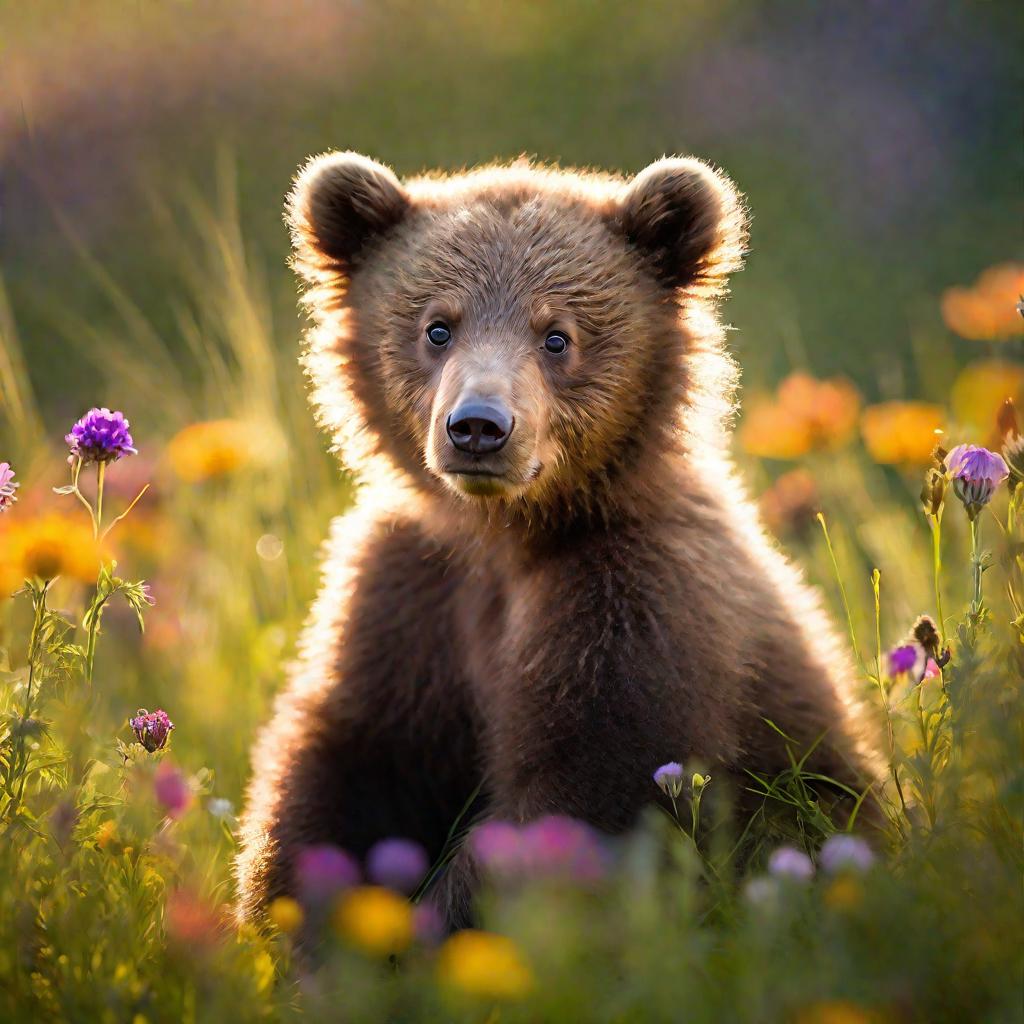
(2, 3, 1023, 1022)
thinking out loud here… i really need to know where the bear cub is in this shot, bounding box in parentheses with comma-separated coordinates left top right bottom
(236, 152, 879, 928)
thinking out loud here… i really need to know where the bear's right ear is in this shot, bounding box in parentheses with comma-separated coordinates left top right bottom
(287, 152, 410, 272)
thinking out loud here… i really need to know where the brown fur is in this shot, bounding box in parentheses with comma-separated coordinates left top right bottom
(236, 152, 881, 928)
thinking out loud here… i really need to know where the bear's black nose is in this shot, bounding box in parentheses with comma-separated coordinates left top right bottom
(446, 402, 513, 455)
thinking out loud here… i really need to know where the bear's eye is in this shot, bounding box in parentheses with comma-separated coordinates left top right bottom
(426, 321, 452, 347)
(544, 331, 569, 355)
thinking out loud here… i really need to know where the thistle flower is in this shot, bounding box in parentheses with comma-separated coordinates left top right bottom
(0, 463, 18, 512)
(944, 444, 1009, 519)
(819, 834, 875, 874)
(130, 708, 174, 752)
(768, 845, 815, 882)
(653, 761, 685, 798)
(366, 838, 429, 894)
(66, 408, 136, 465)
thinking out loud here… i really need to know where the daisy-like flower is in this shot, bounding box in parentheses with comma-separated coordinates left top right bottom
(0, 462, 18, 512)
(66, 408, 137, 465)
(130, 708, 174, 752)
(944, 444, 1009, 520)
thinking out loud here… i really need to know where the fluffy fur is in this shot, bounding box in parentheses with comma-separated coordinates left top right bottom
(236, 152, 881, 928)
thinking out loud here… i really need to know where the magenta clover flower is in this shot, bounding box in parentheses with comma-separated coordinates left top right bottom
(0, 462, 18, 512)
(767, 845, 815, 882)
(819, 834, 875, 874)
(653, 761, 685, 798)
(295, 844, 360, 900)
(944, 444, 1009, 519)
(130, 708, 174, 752)
(472, 816, 608, 883)
(154, 761, 192, 817)
(66, 408, 137, 465)
(366, 838, 429, 894)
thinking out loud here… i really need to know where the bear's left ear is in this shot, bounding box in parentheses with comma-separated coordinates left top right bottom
(610, 157, 747, 290)
(287, 151, 411, 274)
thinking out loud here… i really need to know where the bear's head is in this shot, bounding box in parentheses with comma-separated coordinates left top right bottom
(288, 153, 746, 525)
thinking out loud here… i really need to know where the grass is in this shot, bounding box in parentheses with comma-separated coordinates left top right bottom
(0, 191, 1022, 1024)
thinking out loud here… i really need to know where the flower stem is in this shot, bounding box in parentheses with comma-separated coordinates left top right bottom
(8, 584, 49, 819)
(969, 515, 983, 618)
(929, 513, 945, 644)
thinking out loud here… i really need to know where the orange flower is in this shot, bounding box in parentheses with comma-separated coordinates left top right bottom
(759, 468, 819, 537)
(951, 360, 1024, 441)
(0, 513, 103, 594)
(740, 373, 860, 459)
(860, 402, 945, 465)
(165, 419, 253, 483)
(941, 263, 1024, 341)
(795, 1001, 877, 1024)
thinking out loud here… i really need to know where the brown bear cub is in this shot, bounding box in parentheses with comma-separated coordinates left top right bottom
(236, 152, 879, 928)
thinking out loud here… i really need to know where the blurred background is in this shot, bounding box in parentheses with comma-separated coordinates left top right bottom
(1, 0, 1022, 799)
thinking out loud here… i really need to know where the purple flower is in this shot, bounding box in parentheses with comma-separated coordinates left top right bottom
(295, 844, 360, 900)
(470, 821, 525, 874)
(819, 834, 875, 874)
(944, 444, 1009, 519)
(887, 644, 918, 677)
(653, 761, 685, 798)
(0, 463, 18, 512)
(130, 708, 174, 752)
(767, 845, 815, 882)
(520, 816, 608, 882)
(66, 408, 137, 465)
(154, 761, 191, 817)
(366, 838, 429, 894)
(412, 901, 444, 944)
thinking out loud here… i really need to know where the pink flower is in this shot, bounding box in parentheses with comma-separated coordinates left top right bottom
(129, 708, 174, 752)
(472, 816, 608, 882)
(366, 838, 429, 894)
(471, 821, 525, 874)
(412, 901, 444, 944)
(0, 463, 18, 512)
(154, 761, 192, 818)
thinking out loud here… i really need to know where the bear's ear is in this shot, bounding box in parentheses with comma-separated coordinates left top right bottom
(611, 157, 746, 290)
(287, 152, 410, 272)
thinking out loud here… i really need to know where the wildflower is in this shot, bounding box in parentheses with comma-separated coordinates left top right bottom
(940, 263, 1024, 341)
(95, 819, 118, 850)
(951, 360, 1024, 439)
(0, 514, 102, 587)
(740, 373, 860, 459)
(861, 402, 945, 466)
(130, 708, 174, 752)
(437, 930, 534, 1000)
(819, 834, 875, 874)
(1002, 430, 1024, 492)
(207, 797, 235, 820)
(653, 761, 685, 798)
(268, 896, 304, 935)
(911, 615, 944, 662)
(296, 844, 360, 900)
(923, 658, 942, 680)
(366, 838, 429, 894)
(154, 761, 192, 818)
(824, 875, 863, 912)
(742, 876, 780, 907)
(767, 845, 814, 882)
(759, 468, 819, 538)
(412, 901, 444, 944)
(520, 816, 607, 882)
(165, 889, 222, 949)
(471, 821, 525, 874)
(333, 886, 413, 956)
(66, 408, 136, 464)
(887, 645, 918, 677)
(166, 419, 253, 483)
(0, 462, 18, 511)
(945, 444, 1009, 519)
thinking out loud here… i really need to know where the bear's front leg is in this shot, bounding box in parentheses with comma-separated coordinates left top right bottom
(235, 515, 482, 924)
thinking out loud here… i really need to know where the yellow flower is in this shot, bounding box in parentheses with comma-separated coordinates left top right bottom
(333, 886, 413, 956)
(437, 930, 534, 1001)
(951, 360, 1024, 441)
(941, 263, 1024, 341)
(740, 373, 860, 460)
(165, 419, 252, 483)
(795, 1001, 876, 1024)
(268, 896, 304, 935)
(95, 820, 118, 850)
(824, 876, 863, 912)
(860, 402, 945, 465)
(0, 514, 102, 592)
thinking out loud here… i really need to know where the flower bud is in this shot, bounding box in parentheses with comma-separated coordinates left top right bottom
(919, 445, 948, 517)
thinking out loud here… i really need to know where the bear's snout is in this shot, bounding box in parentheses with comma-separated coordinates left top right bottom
(446, 401, 514, 455)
